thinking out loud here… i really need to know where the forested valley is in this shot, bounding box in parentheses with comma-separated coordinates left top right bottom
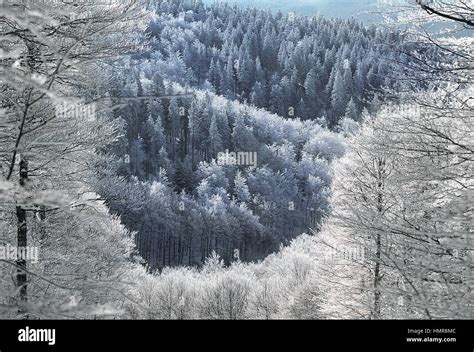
(99, 0, 414, 269)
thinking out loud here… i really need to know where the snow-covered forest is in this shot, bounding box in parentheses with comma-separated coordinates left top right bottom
(0, 0, 472, 320)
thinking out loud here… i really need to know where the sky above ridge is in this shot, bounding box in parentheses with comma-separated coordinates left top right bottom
(202, 0, 381, 20)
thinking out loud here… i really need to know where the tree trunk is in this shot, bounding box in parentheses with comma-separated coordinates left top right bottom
(373, 233, 382, 319)
(371, 158, 385, 319)
(16, 156, 28, 318)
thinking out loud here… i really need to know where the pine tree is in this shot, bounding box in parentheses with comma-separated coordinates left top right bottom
(209, 113, 224, 158)
(297, 98, 307, 120)
(232, 111, 255, 152)
(148, 99, 165, 120)
(238, 49, 256, 100)
(330, 68, 347, 127)
(250, 82, 267, 108)
(217, 111, 232, 149)
(270, 82, 284, 116)
(234, 171, 251, 204)
(130, 137, 146, 179)
(255, 57, 265, 84)
(168, 98, 181, 162)
(208, 58, 222, 93)
(221, 58, 236, 99)
(304, 68, 317, 102)
(152, 71, 166, 97)
(344, 98, 359, 121)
